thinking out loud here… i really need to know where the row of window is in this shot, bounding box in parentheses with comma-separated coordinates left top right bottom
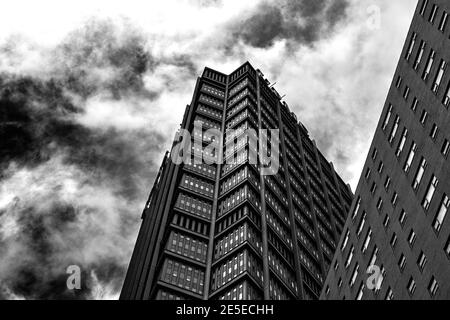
(218, 280, 262, 300)
(269, 277, 291, 300)
(220, 165, 259, 196)
(214, 222, 262, 260)
(167, 231, 208, 263)
(183, 162, 216, 179)
(211, 250, 263, 291)
(171, 212, 210, 237)
(175, 192, 212, 220)
(200, 83, 225, 99)
(199, 94, 224, 109)
(160, 258, 205, 294)
(419, 1, 448, 34)
(215, 205, 261, 234)
(180, 173, 214, 198)
(218, 184, 261, 217)
(197, 103, 222, 121)
(268, 249, 297, 293)
(266, 208, 293, 249)
(265, 189, 290, 226)
(193, 115, 221, 130)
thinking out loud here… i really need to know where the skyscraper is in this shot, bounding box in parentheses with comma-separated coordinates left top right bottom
(120, 62, 353, 300)
(321, 0, 450, 300)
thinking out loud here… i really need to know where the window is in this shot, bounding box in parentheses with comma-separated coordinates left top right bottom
(395, 76, 402, 88)
(350, 264, 359, 287)
(432, 60, 446, 93)
(376, 197, 384, 212)
(398, 254, 406, 272)
(383, 214, 391, 229)
(422, 49, 435, 80)
(439, 11, 448, 32)
(356, 212, 367, 237)
(430, 124, 438, 140)
(378, 161, 384, 174)
(372, 148, 378, 161)
(404, 142, 417, 173)
(369, 246, 379, 267)
(422, 175, 438, 210)
(407, 277, 416, 296)
(414, 41, 426, 70)
(408, 229, 417, 247)
(429, 4, 438, 24)
(441, 139, 450, 157)
(341, 230, 350, 251)
(395, 128, 408, 157)
(405, 32, 417, 61)
(356, 283, 364, 300)
(385, 287, 394, 300)
(351, 197, 361, 220)
(403, 86, 410, 100)
(364, 167, 372, 180)
(399, 209, 407, 227)
(370, 182, 377, 194)
(391, 192, 398, 207)
(334, 260, 339, 271)
(445, 236, 450, 256)
(390, 233, 398, 248)
(382, 104, 393, 131)
(345, 245, 355, 268)
(417, 251, 427, 271)
(420, 109, 428, 125)
(362, 229, 372, 253)
(413, 157, 427, 191)
(443, 81, 450, 107)
(433, 194, 449, 233)
(325, 286, 330, 296)
(419, 0, 428, 16)
(384, 176, 391, 191)
(338, 278, 343, 288)
(428, 276, 439, 297)
(388, 115, 400, 143)
(411, 97, 418, 112)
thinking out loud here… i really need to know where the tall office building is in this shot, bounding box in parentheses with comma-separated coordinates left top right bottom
(321, 0, 450, 300)
(120, 62, 353, 300)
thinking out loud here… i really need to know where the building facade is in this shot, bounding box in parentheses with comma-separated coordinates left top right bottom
(120, 62, 353, 300)
(321, 0, 450, 300)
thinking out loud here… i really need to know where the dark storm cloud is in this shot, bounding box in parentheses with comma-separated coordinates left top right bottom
(0, 19, 167, 299)
(229, 0, 349, 48)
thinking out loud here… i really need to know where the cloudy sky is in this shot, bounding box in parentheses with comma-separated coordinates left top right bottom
(0, 0, 416, 299)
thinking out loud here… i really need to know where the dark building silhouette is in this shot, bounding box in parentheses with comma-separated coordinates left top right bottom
(120, 62, 353, 300)
(321, 0, 450, 300)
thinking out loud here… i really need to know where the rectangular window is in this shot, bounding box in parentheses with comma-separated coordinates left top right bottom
(413, 157, 427, 191)
(350, 264, 359, 287)
(385, 287, 394, 300)
(383, 214, 390, 229)
(429, 4, 438, 23)
(356, 283, 364, 300)
(411, 97, 418, 112)
(408, 229, 417, 247)
(422, 175, 438, 211)
(351, 196, 361, 220)
(443, 81, 450, 107)
(404, 142, 417, 173)
(441, 139, 450, 157)
(388, 115, 400, 143)
(362, 229, 372, 254)
(398, 254, 406, 272)
(428, 276, 439, 297)
(376, 197, 383, 212)
(369, 246, 379, 266)
(439, 11, 448, 31)
(420, 0, 428, 16)
(396, 128, 408, 157)
(357, 212, 367, 237)
(445, 236, 450, 256)
(432, 60, 446, 93)
(430, 124, 438, 140)
(399, 209, 407, 227)
(422, 49, 435, 80)
(372, 148, 378, 161)
(433, 194, 449, 233)
(378, 161, 384, 174)
(384, 176, 391, 190)
(341, 229, 350, 251)
(382, 104, 393, 131)
(403, 86, 410, 100)
(370, 182, 377, 194)
(365, 167, 372, 180)
(417, 251, 427, 271)
(390, 233, 397, 248)
(405, 32, 417, 61)
(407, 277, 416, 296)
(391, 192, 398, 207)
(414, 41, 426, 70)
(345, 245, 355, 268)
(395, 76, 402, 88)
